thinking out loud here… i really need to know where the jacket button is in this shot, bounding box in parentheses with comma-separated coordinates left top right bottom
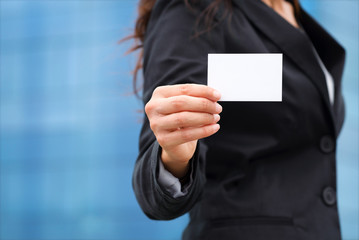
(320, 135, 335, 153)
(322, 187, 336, 206)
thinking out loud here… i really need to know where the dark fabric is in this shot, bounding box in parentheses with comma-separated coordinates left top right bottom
(132, 0, 346, 239)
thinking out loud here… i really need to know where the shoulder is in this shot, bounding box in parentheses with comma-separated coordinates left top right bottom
(148, 0, 228, 29)
(145, 0, 232, 45)
(144, 0, 200, 48)
(150, 0, 198, 21)
(150, 0, 213, 15)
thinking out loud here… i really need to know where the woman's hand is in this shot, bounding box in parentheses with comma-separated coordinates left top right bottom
(145, 84, 222, 178)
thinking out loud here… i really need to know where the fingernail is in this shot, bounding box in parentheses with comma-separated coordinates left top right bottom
(213, 124, 220, 131)
(214, 114, 220, 122)
(215, 103, 222, 113)
(213, 90, 221, 99)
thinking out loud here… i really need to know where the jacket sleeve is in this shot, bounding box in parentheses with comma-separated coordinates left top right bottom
(132, 0, 225, 220)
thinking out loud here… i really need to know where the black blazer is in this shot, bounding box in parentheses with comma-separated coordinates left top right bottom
(132, 0, 346, 239)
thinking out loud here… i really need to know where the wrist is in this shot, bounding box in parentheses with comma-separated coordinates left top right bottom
(161, 150, 190, 179)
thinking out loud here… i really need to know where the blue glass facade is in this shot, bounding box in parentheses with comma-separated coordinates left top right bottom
(0, 1, 357, 239)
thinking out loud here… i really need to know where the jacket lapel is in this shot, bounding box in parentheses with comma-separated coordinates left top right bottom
(232, 0, 345, 133)
(299, 9, 346, 91)
(298, 9, 346, 131)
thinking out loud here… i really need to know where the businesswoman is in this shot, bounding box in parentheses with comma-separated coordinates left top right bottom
(130, 0, 346, 239)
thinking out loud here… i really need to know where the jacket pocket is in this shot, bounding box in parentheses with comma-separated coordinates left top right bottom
(199, 216, 298, 240)
(209, 216, 294, 229)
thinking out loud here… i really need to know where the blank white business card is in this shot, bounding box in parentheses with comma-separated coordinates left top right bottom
(208, 53, 282, 101)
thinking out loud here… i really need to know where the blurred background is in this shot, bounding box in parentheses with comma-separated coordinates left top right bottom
(0, 0, 358, 239)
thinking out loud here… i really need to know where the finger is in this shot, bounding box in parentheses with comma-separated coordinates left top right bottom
(156, 95, 222, 115)
(153, 84, 221, 102)
(157, 112, 220, 130)
(157, 124, 220, 148)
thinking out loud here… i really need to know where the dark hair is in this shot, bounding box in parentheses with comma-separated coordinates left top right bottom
(123, 0, 300, 96)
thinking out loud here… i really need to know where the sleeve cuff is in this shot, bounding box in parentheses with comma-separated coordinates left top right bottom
(156, 148, 193, 198)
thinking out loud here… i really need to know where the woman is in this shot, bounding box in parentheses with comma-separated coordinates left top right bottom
(129, 0, 346, 239)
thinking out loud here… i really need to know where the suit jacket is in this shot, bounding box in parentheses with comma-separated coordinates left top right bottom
(132, 0, 346, 239)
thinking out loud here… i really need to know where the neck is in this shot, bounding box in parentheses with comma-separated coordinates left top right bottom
(261, 0, 285, 11)
(261, 0, 300, 29)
